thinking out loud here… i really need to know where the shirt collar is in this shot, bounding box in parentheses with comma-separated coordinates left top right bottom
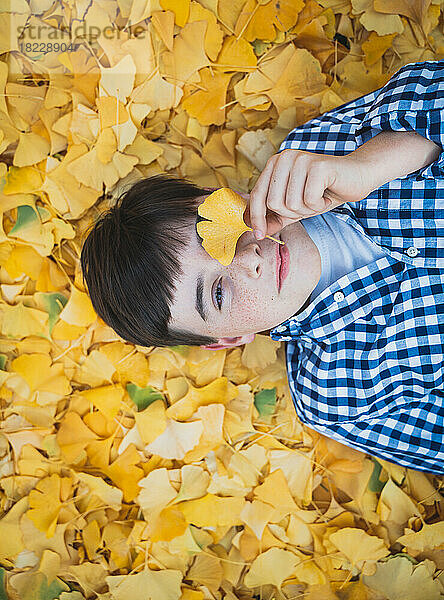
(270, 255, 405, 342)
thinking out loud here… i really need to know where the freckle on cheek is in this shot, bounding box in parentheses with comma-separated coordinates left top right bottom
(235, 288, 262, 328)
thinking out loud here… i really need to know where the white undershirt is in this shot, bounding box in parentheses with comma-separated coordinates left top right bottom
(301, 210, 388, 300)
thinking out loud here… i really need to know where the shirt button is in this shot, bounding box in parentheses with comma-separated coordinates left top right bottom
(334, 291, 345, 302)
(406, 246, 419, 257)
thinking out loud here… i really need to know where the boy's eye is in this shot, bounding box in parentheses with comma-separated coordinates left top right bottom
(213, 277, 224, 310)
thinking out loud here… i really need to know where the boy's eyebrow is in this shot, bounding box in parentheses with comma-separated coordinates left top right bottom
(196, 273, 208, 322)
(194, 218, 208, 322)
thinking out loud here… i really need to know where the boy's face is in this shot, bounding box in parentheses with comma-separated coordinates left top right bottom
(168, 193, 321, 347)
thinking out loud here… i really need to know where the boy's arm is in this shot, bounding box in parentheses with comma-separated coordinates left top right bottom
(247, 128, 441, 239)
(353, 60, 444, 180)
(343, 129, 441, 192)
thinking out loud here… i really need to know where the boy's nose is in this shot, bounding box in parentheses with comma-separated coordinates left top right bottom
(235, 241, 262, 276)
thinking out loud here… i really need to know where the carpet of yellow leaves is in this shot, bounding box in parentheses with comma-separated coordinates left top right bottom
(0, 1, 443, 599)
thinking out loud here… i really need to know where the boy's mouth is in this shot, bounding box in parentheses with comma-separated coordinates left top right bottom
(276, 233, 290, 292)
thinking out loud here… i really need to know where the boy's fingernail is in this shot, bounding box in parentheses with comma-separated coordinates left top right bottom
(255, 230, 263, 239)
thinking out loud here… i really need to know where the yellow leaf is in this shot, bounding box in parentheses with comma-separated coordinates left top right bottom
(0, 496, 27, 562)
(27, 474, 73, 538)
(362, 556, 441, 600)
(328, 527, 390, 570)
(183, 68, 232, 126)
(59, 284, 97, 327)
(151, 10, 175, 51)
(13, 131, 51, 167)
(215, 36, 258, 72)
(1, 301, 49, 340)
(105, 444, 144, 503)
(137, 467, 178, 520)
(78, 384, 125, 420)
(196, 187, 252, 265)
(3, 165, 43, 194)
(135, 399, 167, 444)
(240, 499, 275, 540)
(82, 519, 101, 560)
(11, 352, 71, 400)
(145, 417, 203, 460)
(244, 547, 299, 590)
(106, 567, 183, 600)
(77, 472, 123, 510)
(178, 493, 245, 527)
(56, 412, 99, 464)
(41, 146, 101, 219)
(254, 468, 298, 511)
(96, 127, 117, 164)
(377, 478, 421, 524)
(96, 96, 130, 128)
(362, 31, 397, 66)
(99, 54, 136, 103)
(166, 376, 237, 420)
(67, 145, 138, 192)
(150, 505, 188, 542)
(161, 21, 210, 85)
(159, 0, 190, 27)
(189, 2, 224, 61)
(397, 522, 444, 552)
(171, 464, 211, 504)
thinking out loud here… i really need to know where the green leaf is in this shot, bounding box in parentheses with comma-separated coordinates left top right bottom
(10, 572, 69, 600)
(0, 354, 7, 370)
(126, 383, 166, 412)
(9, 205, 40, 236)
(254, 388, 277, 421)
(34, 292, 68, 335)
(0, 568, 7, 600)
(36, 206, 52, 223)
(368, 458, 385, 493)
(169, 346, 189, 356)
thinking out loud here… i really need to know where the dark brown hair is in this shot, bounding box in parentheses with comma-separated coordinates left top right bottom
(80, 174, 219, 348)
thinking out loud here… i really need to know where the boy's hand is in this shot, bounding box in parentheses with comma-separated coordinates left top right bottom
(244, 149, 372, 239)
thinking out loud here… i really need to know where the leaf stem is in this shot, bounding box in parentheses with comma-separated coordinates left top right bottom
(266, 234, 285, 245)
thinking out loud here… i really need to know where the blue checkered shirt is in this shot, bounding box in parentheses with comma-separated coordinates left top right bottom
(269, 60, 444, 474)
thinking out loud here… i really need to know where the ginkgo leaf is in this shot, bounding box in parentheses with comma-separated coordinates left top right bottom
(171, 464, 210, 504)
(26, 474, 73, 538)
(106, 567, 183, 600)
(196, 188, 253, 266)
(144, 417, 203, 460)
(396, 522, 444, 552)
(182, 68, 232, 126)
(197, 188, 282, 265)
(243, 547, 299, 590)
(166, 376, 237, 420)
(178, 493, 245, 527)
(328, 527, 390, 571)
(77, 472, 123, 511)
(362, 556, 441, 600)
(159, 0, 190, 27)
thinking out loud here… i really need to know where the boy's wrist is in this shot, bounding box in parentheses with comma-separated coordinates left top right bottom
(343, 130, 441, 194)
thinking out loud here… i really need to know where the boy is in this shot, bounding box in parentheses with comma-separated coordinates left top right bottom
(80, 60, 444, 474)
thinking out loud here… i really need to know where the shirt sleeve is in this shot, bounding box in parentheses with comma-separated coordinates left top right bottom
(353, 60, 444, 180)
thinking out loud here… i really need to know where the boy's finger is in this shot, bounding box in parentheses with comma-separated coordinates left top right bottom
(286, 166, 308, 214)
(264, 157, 292, 215)
(248, 156, 277, 236)
(304, 169, 328, 210)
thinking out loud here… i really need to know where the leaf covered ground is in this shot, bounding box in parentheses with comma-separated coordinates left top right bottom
(0, 1, 443, 599)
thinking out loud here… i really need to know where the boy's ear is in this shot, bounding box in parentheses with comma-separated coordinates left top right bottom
(200, 333, 256, 350)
